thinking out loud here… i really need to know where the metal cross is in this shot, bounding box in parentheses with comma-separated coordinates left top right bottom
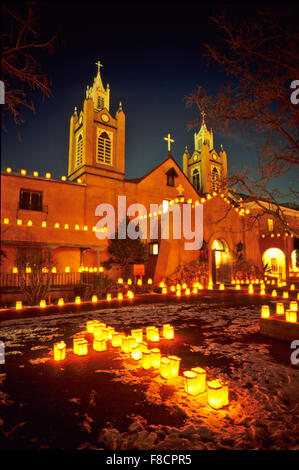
(164, 133, 174, 151)
(95, 60, 103, 74)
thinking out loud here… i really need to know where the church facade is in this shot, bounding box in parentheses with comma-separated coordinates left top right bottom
(1, 64, 298, 300)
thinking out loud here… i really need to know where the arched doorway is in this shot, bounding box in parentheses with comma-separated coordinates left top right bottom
(262, 248, 286, 279)
(211, 238, 231, 284)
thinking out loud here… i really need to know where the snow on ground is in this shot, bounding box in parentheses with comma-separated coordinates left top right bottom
(0, 300, 298, 450)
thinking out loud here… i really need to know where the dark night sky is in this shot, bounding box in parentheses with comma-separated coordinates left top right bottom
(1, 1, 297, 199)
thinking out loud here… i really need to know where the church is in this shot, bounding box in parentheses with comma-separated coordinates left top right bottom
(1, 63, 298, 301)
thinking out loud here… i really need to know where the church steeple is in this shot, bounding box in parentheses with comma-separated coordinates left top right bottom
(68, 62, 125, 182)
(85, 61, 110, 112)
(194, 111, 213, 152)
(182, 111, 228, 195)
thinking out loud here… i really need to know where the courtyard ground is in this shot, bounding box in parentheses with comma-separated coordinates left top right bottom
(0, 295, 298, 450)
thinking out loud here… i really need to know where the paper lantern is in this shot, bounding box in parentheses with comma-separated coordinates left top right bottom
(54, 341, 66, 361)
(260, 288, 266, 295)
(75, 296, 81, 305)
(111, 332, 122, 348)
(184, 367, 206, 396)
(93, 337, 106, 352)
(148, 328, 159, 342)
(118, 278, 123, 284)
(131, 345, 142, 360)
(121, 336, 133, 353)
(160, 357, 171, 378)
(159, 281, 165, 288)
(4, 218, 9, 224)
(207, 379, 226, 409)
(271, 290, 277, 297)
(73, 338, 88, 356)
(16, 301, 22, 310)
(26, 267, 31, 273)
(261, 305, 270, 318)
(290, 284, 295, 290)
(94, 324, 106, 338)
(131, 329, 143, 343)
(276, 303, 284, 315)
(289, 301, 298, 312)
(168, 355, 181, 378)
(208, 282, 213, 290)
(235, 284, 240, 290)
(127, 278, 132, 285)
(147, 278, 152, 285)
(162, 287, 167, 294)
(127, 291, 134, 299)
(285, 309, 297, 323)
(86, 321, 95, 333)
(248, 284, 254, 294)
(150, 348, 161, 368)
(106, 293, 112, 301)
(40, 299, 46, 308)
(170, 285, 176, 292)
(283, 291, 289, 299)
(185, 288, 191, 295)
(137, 279, 142, 286)
(176, 290, 181, 297)
(182, 283, 187, 290)
(141, 349, 152, 369)
(58, 298, 64, 307)
(146, 326, 156, 340)
(191, 367, 206, 394)
(118, 293, 123, 301)
(162, 324, 174, 339)
(192, 288, 198, 294)
(102, 327, 111, 341)
(92, 295, 98, 303)
(219, 283, 225, 290)
(176, 284, 181, 290)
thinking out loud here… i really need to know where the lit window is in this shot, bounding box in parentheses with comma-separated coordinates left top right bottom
(149, 243, 159, 256)
(97, 131, 112, 165)
(268, 218, 274, 231)
(76, 134, 83, 167)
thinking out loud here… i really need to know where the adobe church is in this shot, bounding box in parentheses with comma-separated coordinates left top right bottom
(1, 63, 298, 294)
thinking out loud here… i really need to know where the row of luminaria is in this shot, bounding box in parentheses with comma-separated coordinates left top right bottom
(53, 321, 229, 410)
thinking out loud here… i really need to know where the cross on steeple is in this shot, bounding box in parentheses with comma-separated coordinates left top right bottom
(95, 60, 103, 75)
(164, 133, 174, 152)
(201, 110, 206, 122)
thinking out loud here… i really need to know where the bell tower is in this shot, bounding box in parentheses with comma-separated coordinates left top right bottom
(182, 112, 228, 195)
(68, 61, 125, 182)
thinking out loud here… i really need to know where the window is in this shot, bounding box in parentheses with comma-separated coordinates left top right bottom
(76, 134, 83, 167)
(165, 167, 178, 187)
(19, 189, 43, 211)
(97, 96, 105, 110)
(192, 168, 200, 191)
(268, 218, 274, 231)
(149, 242, 159, 256)
(211, 166, 220, 192)
(97, 131, 112, 165)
